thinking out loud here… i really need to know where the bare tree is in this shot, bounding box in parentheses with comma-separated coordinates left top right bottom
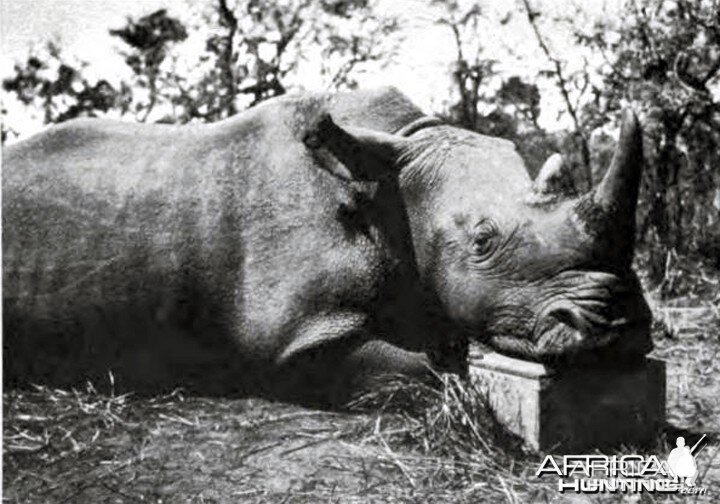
(216, 0, 239, 116)
(436, 2, 489, 130)
(520, 0, 592, 187)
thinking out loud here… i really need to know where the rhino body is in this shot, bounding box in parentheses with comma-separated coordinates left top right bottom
(2, 88, 652, 404)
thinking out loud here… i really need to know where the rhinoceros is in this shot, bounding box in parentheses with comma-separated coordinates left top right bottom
(3, 87, 652, 405)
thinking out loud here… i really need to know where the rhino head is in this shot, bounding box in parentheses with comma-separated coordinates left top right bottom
(305, 110, 652, 364)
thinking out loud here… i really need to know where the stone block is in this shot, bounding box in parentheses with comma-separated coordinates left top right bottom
(469, 352, 665, 451)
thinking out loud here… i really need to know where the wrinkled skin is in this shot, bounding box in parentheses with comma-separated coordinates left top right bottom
(2, 87, 651, 406)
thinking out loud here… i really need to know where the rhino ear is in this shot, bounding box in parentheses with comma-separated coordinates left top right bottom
(303, 113, 406, 181)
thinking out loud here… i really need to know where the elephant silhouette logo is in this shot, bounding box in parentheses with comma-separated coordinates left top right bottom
(667, 435, 706, 486)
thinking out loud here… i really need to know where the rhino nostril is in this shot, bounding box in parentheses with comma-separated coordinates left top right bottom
(609, 317, 630, 328)
(548, 308, 585, 333)
(547, 304, 614, 336)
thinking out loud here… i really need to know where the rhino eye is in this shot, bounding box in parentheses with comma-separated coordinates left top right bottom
(471, 220, 499, 259)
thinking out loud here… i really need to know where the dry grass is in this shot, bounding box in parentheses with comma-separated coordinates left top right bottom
(5, 339, 719, 503)
(4, 265, 720, 502)
(2, 374, 539, 502)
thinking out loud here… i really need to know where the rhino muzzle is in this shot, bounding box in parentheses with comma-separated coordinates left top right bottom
(487, 270, 653, 364)
(539, 281, 652, 359)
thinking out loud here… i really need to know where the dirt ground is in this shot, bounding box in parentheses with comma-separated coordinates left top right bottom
(4, 292, 719, 503)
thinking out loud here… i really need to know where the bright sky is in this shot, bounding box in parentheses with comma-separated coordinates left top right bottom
(1, 0, 621, 138)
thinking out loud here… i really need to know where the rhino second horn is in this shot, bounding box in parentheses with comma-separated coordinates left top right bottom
(594, 109, 644, 219)
(524, 153, 567, 205)
(533, 153, 566, 195)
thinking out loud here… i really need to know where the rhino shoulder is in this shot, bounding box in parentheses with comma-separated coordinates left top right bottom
(479, 134, 518, 153)
(243, 87, 424, 135)
(328, 86, 425, 133)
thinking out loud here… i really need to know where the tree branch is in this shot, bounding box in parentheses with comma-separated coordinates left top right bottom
(521, 0, 592, 185)
(217, 0, 238, 117)
(440, 13, 481, 129)
(674, 51, 720, 95)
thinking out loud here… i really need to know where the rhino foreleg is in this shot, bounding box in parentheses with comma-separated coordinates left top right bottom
(340, 339, 435, 388)
(273, 315, 435, 407)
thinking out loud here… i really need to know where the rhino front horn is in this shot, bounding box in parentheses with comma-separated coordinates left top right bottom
(594, 109, 644, 219)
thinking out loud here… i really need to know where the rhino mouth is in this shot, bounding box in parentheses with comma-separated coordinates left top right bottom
(485, 286, 653, 365)
(489, 316, 652, 365)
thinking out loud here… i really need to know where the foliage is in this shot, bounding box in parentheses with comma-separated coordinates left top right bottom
(575, 0, 720, 286)
(2, 1, 399, 129)
(181, 0, 399, 122)
(2, 41, 126, 131)
(110, 9, 188, 122)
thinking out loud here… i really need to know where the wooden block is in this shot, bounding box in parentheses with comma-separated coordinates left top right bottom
(469, 352, 666, 451)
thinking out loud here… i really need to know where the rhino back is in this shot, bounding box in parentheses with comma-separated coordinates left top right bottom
(4, 118, 244, 306)
(2, 115, 265, 388)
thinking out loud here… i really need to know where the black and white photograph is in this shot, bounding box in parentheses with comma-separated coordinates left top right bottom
(1, 0, 719, 501)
